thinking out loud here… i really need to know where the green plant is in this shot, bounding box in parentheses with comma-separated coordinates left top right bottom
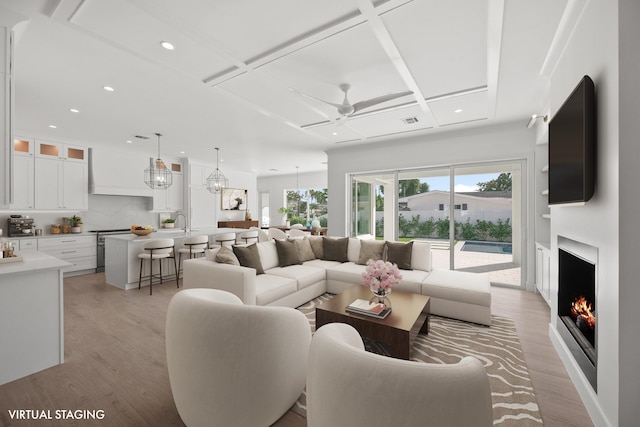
(278, 207, 293, 219)
(163, 218, 175, 224)
(70, 215, 82, 225)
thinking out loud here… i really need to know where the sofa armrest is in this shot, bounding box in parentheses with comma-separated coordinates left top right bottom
(183, 259, 258, 305)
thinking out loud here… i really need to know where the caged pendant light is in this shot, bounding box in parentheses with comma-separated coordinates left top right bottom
(206, 147, 228, 194)
(144, 133, 173, 189)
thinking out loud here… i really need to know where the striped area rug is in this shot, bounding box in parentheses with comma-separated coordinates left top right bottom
(294, 294, 543, 426)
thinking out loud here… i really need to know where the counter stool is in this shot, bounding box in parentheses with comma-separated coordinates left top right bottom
(177, 235, 208, 279)
(236, 230, 259, 245)
(138, 238, 178, 295)
(211, 232, 237, 249)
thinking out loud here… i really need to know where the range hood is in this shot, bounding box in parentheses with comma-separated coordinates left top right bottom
(89, 147, 154, 197)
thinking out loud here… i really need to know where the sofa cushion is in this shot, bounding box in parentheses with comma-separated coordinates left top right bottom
(356, 240, 386, 265)
(215, 246, 240, 266)
(205, 247, 221, 261)
(422, 269, 491, 307)
(325, 262, 366, 286)
(411, 241, 431, 272)
(309, 236, 324, 259)
(302, 259, 343, 270)
(254, 274, 298, 305)
(394, 269, 429, 294)
(275, 239, 302, 267)
(386, 241, 413, 270)
(293, 237, 316, 262)
(323, 237, 349, 262)
(233, 243, 265, 275)
(265, 265, 326, 291)
(347, 238, 361, 263)
(256, 241, 279, 270)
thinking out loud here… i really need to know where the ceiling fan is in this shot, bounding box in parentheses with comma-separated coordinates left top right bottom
(294, 83, 414, 121)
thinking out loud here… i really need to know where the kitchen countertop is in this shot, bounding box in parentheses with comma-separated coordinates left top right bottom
(0, 251, 71, 276)
(103, 227, 248, 241)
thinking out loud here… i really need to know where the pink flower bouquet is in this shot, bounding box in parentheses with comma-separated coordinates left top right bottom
(361, 259, 402, 297)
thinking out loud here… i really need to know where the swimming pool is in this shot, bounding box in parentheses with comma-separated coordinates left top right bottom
(460, 241, 512, 254)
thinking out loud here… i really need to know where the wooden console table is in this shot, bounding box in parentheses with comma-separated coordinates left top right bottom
(217, 220, 258, 229)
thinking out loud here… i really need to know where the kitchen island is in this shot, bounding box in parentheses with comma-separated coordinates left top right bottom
(104, 228, 248, 290)
(0, 251, 70, 385)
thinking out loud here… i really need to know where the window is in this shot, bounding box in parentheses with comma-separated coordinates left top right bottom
(439, 203, 445, 211)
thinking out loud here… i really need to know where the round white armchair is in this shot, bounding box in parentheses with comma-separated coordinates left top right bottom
(166, 288, 311, 427)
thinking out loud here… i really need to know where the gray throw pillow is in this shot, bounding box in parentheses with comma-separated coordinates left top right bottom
(309, 235, 324, 259)
(356, 240, 386, 265)
(275, 239, 302, 267)
(292, 237, 316, 262)
(322, 237, 349, 262)
(215, 245, 240, 266)
(386, 241, 413, 270)
(232, 243, 265, 274)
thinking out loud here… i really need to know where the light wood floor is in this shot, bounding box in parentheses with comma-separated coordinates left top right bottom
(0, 274, 593, 427)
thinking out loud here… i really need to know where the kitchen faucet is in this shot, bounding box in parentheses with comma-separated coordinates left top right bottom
(173, 213, 187, 232)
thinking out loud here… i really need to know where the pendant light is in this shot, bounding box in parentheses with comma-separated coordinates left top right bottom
(206, 147, 228, 194)
(144, 133, 173, 189)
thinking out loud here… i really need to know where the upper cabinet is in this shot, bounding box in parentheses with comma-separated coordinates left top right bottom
(34, 141, 88, 210)
(152, 161, 184, 211)
(10, 138, 35, 209)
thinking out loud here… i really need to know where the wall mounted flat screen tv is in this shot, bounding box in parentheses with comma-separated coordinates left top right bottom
(549, 75, 596, 205)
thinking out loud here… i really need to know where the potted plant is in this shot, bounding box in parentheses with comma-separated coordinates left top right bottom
(163, 218, 175, 229)
(277, 207, 292, 227)
(70, 215, 83, 233)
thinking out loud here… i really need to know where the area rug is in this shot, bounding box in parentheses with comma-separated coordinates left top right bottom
(294, 294, 543, 426)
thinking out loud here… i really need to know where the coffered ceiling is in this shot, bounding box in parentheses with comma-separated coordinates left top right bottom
(3, 0, 569, 175)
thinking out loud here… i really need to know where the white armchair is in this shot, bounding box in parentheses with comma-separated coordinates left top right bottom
(307, 323, 493, 427)
(166, 289, 312, 427)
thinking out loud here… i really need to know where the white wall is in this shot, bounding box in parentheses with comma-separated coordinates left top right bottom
(257, 170, 327, 226)
(547, 0, 622, 425)
(326, 122, 536, 286)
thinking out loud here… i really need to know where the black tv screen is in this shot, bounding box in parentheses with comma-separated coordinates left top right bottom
(549, 75, 596, 205)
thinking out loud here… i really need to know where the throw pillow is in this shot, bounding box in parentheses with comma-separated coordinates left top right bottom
(308, 235, 324, 259)
(356, 240, 386, 265)
(215, 246, 240, 266)
(232, 243, 265, 274)
(292, 237, 316, 262)
(386, 241, 414, 270)
(275, 239, 302, 267)
(322, 237, 349, 262)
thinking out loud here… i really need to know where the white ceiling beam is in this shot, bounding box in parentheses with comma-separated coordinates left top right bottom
(486, 0, 505, 119)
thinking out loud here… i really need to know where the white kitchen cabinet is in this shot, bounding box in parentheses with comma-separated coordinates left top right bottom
(38, 235, 96, 275)
(10, 137, 35, 209)
(536, 242, 551, 305)
(152, 162, 184, 211)
(34, 149, 88, 210)
(190, 186, 217, 229)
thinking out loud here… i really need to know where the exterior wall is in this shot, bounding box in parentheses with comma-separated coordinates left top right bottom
(400, 191, 512, 223)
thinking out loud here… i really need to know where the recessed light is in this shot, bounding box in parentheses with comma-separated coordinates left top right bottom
(160, 41, 175, 50)
(332, 132, 338, 136)
(180, 151, 185, 154)
(69, 108, 80, 113)
(454, 108, 463, 113)
(126, 140, 132, 144)
(103, 86, 114, 92)
(49, 125, 57, 128)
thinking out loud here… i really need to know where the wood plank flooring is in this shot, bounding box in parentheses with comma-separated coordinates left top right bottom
(0, 274, 593, 427)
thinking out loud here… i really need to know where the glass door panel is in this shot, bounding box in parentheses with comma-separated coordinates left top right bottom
(351, 173, 394, 239)
(453, 163, 522, 286)
(397, 169, 451, 270)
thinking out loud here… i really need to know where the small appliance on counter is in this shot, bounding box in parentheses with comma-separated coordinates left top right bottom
(7, 215, 36, 237)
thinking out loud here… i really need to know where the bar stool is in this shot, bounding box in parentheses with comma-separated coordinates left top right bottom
(211, 232, 237, 249)
(236, 230, 259, 245)
(177, 235, 208, 278)
(138, 238, 178, 295)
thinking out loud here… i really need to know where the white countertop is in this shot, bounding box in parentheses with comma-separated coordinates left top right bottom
(0, 251, 71, 276)
(103, 227, 249, 242)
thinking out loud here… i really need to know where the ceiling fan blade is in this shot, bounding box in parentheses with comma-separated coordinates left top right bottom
(352, 90, 414, 114)
(290, 87, 343, 109)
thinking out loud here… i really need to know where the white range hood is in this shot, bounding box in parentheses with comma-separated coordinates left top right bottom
(89, 147, 154, 197)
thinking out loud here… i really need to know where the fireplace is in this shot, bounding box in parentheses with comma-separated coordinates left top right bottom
(557, 236, 597, 391)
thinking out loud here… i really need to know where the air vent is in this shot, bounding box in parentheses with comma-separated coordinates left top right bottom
(134, 135, 150, 140)
(402, 117, 419, 125)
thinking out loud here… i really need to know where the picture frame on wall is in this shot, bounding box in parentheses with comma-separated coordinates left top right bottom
(221, 188, 248, 210)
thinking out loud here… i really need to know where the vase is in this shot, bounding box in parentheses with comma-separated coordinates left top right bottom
(370, 284, 391, 304)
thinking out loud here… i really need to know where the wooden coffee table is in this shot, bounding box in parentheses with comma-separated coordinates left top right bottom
(316, 285, 430, 360)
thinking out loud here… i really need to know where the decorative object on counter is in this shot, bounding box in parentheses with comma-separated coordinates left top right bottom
(163, 218, 175, 229)
(35, 229, 42, 236)
(51, 224, 61, 234)
(62, 217, 72, 234)
(7, 216, 35, 237)
(131, 225, 155, 236)
(70, 215, 83, 233)
(362, 259, 402, 304)
(206, 147, 228, 194)
(144, 132, 173, 189)
(245, 209, 252, 221)
(1, 240, 16, 259)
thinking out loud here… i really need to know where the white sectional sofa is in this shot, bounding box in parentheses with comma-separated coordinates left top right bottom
(183, 236, 491, 325)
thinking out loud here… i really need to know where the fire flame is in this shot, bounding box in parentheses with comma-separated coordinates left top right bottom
(571, 296, 596, 330)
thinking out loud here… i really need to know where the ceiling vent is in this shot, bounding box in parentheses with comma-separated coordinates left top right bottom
(402, 117, 419, 124)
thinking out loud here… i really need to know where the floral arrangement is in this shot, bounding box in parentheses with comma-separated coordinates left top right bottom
(362, 259, 402, 296)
